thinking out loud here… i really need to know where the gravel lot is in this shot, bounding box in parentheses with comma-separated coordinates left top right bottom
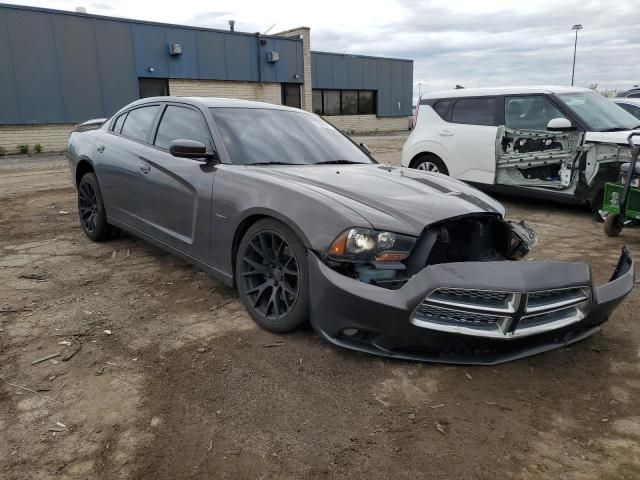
(1, 133, 639, 479)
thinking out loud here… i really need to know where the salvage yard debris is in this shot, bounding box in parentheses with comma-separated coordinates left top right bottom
(31, 352, 59, 365)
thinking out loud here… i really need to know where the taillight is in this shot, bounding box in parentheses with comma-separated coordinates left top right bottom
(412, 105, 419, 128)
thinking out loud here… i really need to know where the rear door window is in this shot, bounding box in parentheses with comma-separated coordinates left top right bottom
(112, 112, 127, 133)
(154, 105, 213, 151)
(120, 105, 160, 143)
(451, 97, 496, 126)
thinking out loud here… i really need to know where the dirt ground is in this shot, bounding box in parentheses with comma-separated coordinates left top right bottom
(1, 134, 640, 479)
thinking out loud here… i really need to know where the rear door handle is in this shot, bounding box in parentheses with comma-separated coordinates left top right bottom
(138, 157, 151, 174)
(438, 130, 454, 136)
(96, 145, 105, 153)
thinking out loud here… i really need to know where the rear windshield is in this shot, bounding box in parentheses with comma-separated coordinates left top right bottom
(209, 107, 374, 165)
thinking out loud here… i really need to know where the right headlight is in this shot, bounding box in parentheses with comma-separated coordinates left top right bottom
(327, 228, 416, 263)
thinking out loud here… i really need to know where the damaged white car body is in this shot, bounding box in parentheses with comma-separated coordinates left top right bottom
(403, 86, 640, 207)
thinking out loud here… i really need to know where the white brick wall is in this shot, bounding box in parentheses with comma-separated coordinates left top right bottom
(0, 124, 75, 154)
(323, 115, 409, 134)
(276, 27, 312, 112)
(168, 79, 282, 105)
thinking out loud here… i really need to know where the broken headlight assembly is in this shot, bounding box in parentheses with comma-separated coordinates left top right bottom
(327, 228, 416, 263)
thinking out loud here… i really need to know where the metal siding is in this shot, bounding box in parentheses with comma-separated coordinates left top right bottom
(404, 61, 413, 114)
(94, 20, 139, 115)
(224, 34, 255, 81)
(258, 37, 277, 83)
(132, 23, 169, 77)
(362, 58, 378, 90)
(274, 38, 301, 83)
(166, 27, 199, 78)
(377, 59, 392, 116)
(314, 53, 334, 89)
(196, 30, 228, 80)
(52, 15, 104, 121)
(6, 10, 65, 123)
(331, 55, 348, 87)
(0, 13, 20, 123)
(390, 60, 404, 116)
(347, 57, 364, 90)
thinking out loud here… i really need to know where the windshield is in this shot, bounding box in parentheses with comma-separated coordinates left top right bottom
(209, 108, 374, 165)
(555, 91, 639, 132)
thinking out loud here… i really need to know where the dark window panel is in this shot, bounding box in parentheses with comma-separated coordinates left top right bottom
(433, 99, 453, 120)
(451, 97, 496, 126)
(341, 91, 358, 115)
(358, 91, 375, 115)
(282, 83, 301, 109)
(139, 78, 168, 98)
(323, 90, 341, 116)
(154, 106, 212, 150)
(120, 105, 159, 143)
(312, 90, 323, 115)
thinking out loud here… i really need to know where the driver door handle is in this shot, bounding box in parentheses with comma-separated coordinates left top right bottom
(138, 158, 151, 174)
(438, 129, 454, 136)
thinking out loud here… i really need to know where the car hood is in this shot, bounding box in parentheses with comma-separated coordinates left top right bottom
(248, 164, 505, 235)
(585, 129, 640, 145)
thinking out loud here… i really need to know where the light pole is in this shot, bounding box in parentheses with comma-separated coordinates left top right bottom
(571, 24, 583, 86)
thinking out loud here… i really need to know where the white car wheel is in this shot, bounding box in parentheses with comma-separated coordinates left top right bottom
(416, 161, 439, 172)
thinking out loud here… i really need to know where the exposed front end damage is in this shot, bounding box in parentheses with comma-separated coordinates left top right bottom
(495, 126, 632, 206)
(311, 215, 634, 365)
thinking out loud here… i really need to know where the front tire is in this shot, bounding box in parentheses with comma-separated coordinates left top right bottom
(236, 219, 309, 333)
(77, 172, 111, 242)
(412, 154, 449, 175)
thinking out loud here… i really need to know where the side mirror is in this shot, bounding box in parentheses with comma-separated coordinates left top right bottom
(169, 139, 216, 161)
(547, 118, 574, 132)
(359, 142, 371, 155)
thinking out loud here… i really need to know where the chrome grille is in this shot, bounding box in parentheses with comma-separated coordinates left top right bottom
(412, 286, 591, 339)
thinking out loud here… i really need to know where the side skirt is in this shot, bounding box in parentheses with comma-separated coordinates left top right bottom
(108, 216, 234, 287)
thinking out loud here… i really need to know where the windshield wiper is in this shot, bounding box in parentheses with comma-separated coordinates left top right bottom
(248, 161, 301, 166)
(599, 127, 633, 132)
(313, 160, 367, 165)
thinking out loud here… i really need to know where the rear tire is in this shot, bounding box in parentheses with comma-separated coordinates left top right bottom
(236, 219, 309, 333)
(77, 172, 111, 242)
(604, 214, 623, 237)
(412, 154, 448, 175)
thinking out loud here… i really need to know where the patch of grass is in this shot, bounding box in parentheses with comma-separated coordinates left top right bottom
(34, 144, 43, 153)
(18, 144, 29, 155)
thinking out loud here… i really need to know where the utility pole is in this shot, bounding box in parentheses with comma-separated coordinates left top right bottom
(571, 24, 583, 86)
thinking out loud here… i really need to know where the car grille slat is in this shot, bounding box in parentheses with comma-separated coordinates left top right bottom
(411, 286, 591, 339)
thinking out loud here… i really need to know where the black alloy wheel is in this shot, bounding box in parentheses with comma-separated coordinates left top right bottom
(237, 219, 309, 332)
(77, 172, 111, 241)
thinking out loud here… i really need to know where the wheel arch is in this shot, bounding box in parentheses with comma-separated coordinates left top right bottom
(75, 158, 96, 187)
(230, 209, 313, 286)
(409, 151, 443, 169)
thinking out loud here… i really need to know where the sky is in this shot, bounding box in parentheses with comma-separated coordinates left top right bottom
(5, 0, 639, 101)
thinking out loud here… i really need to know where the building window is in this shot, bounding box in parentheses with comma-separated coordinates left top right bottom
(358, 91, 375, 115)
(281, 83, 301, 109)
(312, 89, 377, 116)
(323, 90, 341, 115)
(138, 78, 168, 98)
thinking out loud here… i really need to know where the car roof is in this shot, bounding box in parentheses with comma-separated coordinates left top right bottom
(420, 85, 591, 100)
(130, 96, 307, 113)
(613, 97, 640, 106)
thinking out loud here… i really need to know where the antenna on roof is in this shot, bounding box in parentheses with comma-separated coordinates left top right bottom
(455, 84, 465, 89)
(262, 23, 277, 35)
(75, 6, 87, 13)
(228, 20, 235, 32)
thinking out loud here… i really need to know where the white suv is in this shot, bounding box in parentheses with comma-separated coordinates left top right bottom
(402, 86, 640, 207)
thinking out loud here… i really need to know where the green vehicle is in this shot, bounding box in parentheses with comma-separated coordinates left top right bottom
(603, 132, 640, 236)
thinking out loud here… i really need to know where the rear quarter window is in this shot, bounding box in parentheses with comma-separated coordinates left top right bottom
(451, 97, 496, 126)
(120, 105, 160, 143)
(433, 99, 453, 120)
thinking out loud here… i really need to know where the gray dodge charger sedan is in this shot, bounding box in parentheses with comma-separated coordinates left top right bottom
(67, 97, 635, 365)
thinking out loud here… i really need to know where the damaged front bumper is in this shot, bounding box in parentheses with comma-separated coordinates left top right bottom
(308, 247, 634, 365)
